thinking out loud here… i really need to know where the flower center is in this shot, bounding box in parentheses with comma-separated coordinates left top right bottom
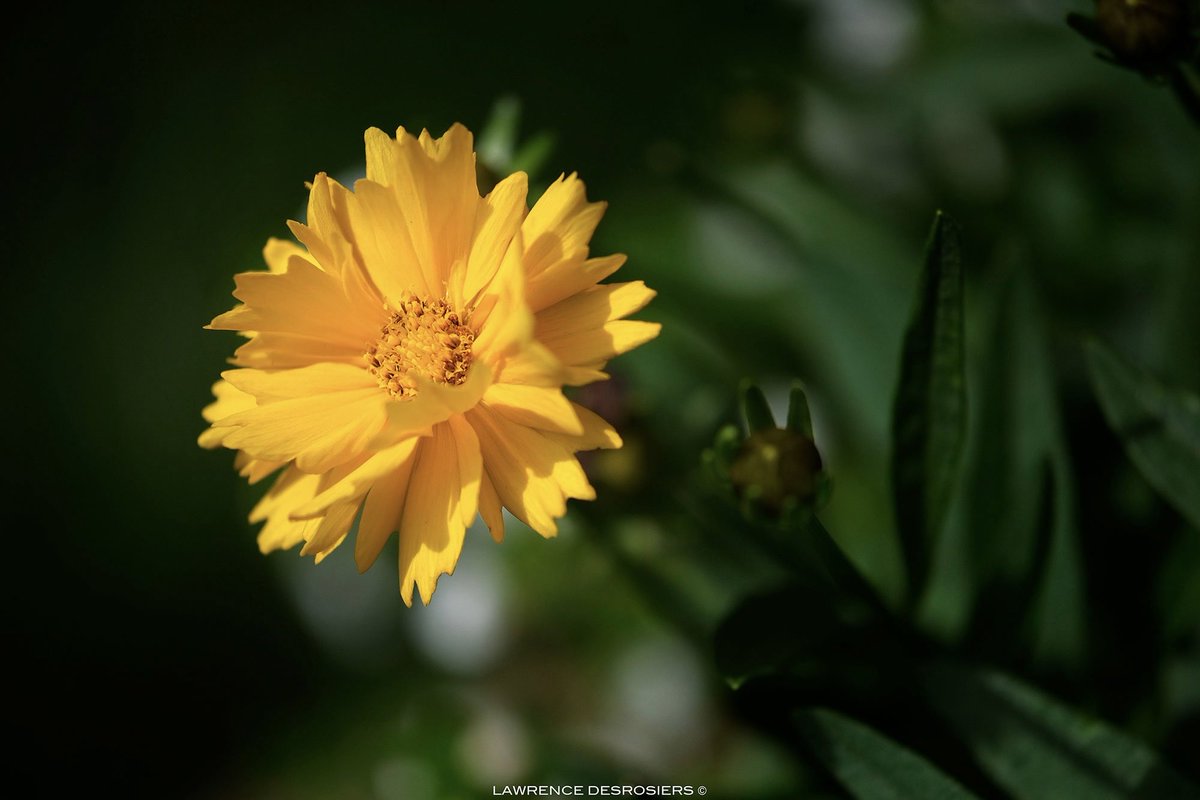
(365, 293, 475, 400)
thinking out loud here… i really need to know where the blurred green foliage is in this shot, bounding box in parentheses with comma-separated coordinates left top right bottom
(8, 1, 1199, 797)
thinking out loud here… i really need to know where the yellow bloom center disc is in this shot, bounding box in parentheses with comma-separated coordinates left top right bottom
(364, 292, 475, 399)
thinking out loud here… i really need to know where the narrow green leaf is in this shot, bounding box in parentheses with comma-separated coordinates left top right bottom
(476, 96, 521, 173)
(509, 131, 556, 177)
(890, 212, 967, 607)
(796, 708, 980, 800)
(923, 665, 1198, 800)
(944, 271, 1084, 669)
(741, 380, 777, 432)
(787, 382, 815, 437)
(966, 460, 1056, 660)
(1085, 341, 1200, 531)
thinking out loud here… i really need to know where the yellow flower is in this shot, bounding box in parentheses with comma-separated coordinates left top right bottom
(201, 123, 659, 605)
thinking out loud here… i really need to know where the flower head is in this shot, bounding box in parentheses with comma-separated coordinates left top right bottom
(201, 123, 658, 605)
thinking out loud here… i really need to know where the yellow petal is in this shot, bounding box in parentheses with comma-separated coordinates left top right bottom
(346, 178, 431, 300)
(362, 124, 479, 296)
(233, 451, 285, 484)
(471, 228, 534, 364)
(540, 320, 661, 368)
(365, 126, 400, 185)
(251, 467, 324, 553)
(397, 423, 470, 606)
(295, 174, 355, 277)
(223, 363, 375, 403)
(465, 172, 528, 303)
(478, 468, 505, 543)
(535, 281, 656, 343)
(482, 384, 583, 436)
(217, 387, 388, 474)
(561, 364, 612, 386)
(231, 332, 365, 370)
(201, 379, 254, 422)
(494, 341, 569, 387)
(467, 406, 595, 538)
(370, 360, 493, 449)
(522, 173, 606, 276)
(355, 455, 418, 573)
(209, 256, 383, 352)
(290, 436, 421, 520)
(262, 237, 313, 274)
(448, 413, 482, 529)
(300, 501, 360, 561)
(199, 380, 256, 448)
(546, 403, 623, 452)
(526, 253, 626, 312)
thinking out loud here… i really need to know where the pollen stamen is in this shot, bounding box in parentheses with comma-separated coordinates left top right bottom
(365, 293, 475, 400)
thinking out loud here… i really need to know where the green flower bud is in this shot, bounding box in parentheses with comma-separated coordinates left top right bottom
(729, 427, 824, 514)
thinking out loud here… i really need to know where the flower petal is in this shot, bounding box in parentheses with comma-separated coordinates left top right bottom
(209, 255, 383, 352)
(547, 403, 623, 452)
(199, 379, 255, 448)
(493, 341, 570, 387)
(362, 124, 479, 295)
(371, 360, 493, 448)
(222, 363, 377, 401)
(472, 228, 534, 364)
(231, 332, 365, 369)
(216, 370, 388, 473)
(345, 178, 432, 300)
(522, 173, 606, 276)
(535, 281, 656, 342)
(482, 383, 583, 436)
(290, 436, 422, 520)
(262, 237, 314, 274)
(251, 467, 324, 554)
(526, 254, 626, 312)
(464, 172, 528, 304)
(540, 320, 662, 368)
(300, 501, 360, 561)
(355, 455, 417, 573)
(467, 405, 595, 538)
(233, 451, 284, 484)
(397, 422, 471, 606)
(447, 413, 482, 529)
(478, 467, 505, 543)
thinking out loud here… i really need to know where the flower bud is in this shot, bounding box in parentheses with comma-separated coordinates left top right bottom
(1094, 0, 1192, 64)
(729, 426, 824, 515)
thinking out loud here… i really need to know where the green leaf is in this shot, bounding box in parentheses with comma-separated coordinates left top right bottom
(965, 460, 1056, 660)
(787, 382, 814, 438)
(922, 665, 1198, 800)
(714, 585, 835, 689)
(476, 96, 522, 173)
(796, 708, 980, 800)
(1085, 341, 1200, 531)
(741, 380, 777, 432)
(942, 271, 1085, 669)
(509, 131, 556, 177)
(713, 583, 878, 690)
(890, 212, 967, 607)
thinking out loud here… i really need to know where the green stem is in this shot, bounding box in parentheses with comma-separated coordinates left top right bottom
(806, 519, 891, 617)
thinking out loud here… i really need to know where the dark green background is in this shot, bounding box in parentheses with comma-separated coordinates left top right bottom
(8, 1, 1198, 797)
